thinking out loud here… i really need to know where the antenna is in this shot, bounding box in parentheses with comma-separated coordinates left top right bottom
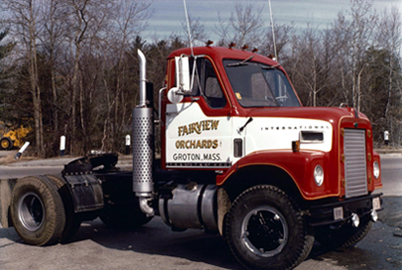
(268, 0, 278, 61)
(183, 0, 194, 56)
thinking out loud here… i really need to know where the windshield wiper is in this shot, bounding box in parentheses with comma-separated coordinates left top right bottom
(227, 55, 254, 67)
(262, 64, 281, 70)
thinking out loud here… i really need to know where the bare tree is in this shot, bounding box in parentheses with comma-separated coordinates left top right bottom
(101, 0, 151, 152)
(376, 7, 402, 117)
(347, 0, 377, 111)
(320, 0, 377, 111)
(181, 15, 207, 47)
(41, 0, 68, 133)
(214, 12, 231, 46)
(375, 6, 402, 145)
(64, 0, 114, 154)
(290, 24, 326, 107)
(214, 2, 264, 48)
(2, 0, 45, 156)
(260, 22, 294, 62)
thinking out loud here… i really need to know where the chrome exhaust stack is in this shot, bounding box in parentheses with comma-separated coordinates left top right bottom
(137, 50, 147, 108)
(133, 49, 154, 217)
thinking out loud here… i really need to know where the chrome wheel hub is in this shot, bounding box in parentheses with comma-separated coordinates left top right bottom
(18, 192, 45, 231)
(241, 206, 288, 257)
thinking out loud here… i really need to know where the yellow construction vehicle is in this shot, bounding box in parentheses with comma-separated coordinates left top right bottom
(0, 122, 31, 150)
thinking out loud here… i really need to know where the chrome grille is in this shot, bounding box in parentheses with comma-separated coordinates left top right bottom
(344, 129, 368, 198)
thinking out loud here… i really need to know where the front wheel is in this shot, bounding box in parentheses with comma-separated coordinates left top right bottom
(225, 185, 314, 270)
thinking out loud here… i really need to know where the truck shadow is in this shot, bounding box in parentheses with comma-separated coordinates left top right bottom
(71, 216, 243, 269)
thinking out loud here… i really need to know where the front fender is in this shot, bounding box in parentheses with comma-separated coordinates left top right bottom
(217, 150, 340, 200)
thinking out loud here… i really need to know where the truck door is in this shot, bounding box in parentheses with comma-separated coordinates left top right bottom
(165, 57, 233, 169)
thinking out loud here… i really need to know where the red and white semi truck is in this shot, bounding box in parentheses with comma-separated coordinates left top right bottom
(0, 45, 383, 270)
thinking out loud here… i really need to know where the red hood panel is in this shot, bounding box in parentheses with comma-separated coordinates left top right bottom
(244, 107, 367, 123)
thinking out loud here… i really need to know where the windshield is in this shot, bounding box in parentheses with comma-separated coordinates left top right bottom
(223, 59, 301, 107)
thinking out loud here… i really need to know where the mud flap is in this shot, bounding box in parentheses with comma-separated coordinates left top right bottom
(62, 158, 104, 213)
(63, 174, 104, 213)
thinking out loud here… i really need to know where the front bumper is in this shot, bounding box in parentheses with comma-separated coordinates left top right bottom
(308, 193, 383, 227)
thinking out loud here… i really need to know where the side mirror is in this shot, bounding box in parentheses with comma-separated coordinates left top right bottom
(175, 55, 190, 92)
(167, 87, 184, 104)
(167, 55, 191, 104)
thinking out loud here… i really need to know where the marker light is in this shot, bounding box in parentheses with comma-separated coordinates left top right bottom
(292, 141, 300, 153)
(373, 161, 380, 179)
(205, 40, 213, 47)
(314, 165, 324, 187)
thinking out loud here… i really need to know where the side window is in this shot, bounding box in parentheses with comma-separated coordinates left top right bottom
(205, 77, 222, 98)
(190, 59, 227, 108)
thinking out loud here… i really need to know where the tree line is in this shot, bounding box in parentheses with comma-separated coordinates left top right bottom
(0, 0, 401, 157)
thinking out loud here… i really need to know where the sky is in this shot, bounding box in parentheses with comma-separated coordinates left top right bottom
(143, 0, 402, 42)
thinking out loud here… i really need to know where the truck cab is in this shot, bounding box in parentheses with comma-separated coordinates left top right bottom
(162, 46, 382, 199)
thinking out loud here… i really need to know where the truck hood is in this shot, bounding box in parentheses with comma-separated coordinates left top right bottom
(243, 106, 369, 124)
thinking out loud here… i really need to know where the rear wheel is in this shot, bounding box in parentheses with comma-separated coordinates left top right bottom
(10, 176, 66, 246)
(45, 174, 82, 242)
(225, 185, 314, 270)
(0, 137, 13, 150)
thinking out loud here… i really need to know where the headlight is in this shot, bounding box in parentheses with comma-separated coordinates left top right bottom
(314, 165, 324, 186)
(373, 161, 380, 179)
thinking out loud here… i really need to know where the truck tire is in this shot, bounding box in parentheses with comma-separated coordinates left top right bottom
(0, 137, 13, 150)
(10, 176, 66, 246)
(225, 185, 314, 270)
(45, 174, 82, 243)
(316, 217, 372, 249)
(100, 202, 153, 230)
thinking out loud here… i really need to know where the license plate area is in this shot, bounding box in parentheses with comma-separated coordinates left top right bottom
(333, 206, 344, 220)
(373, 197, 381, 210)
